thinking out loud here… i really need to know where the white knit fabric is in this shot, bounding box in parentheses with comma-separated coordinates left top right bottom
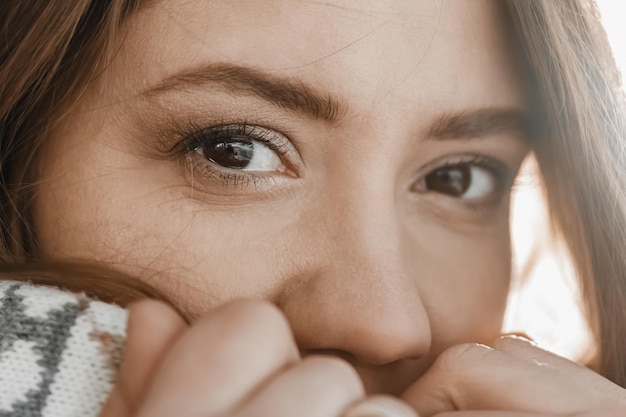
(0, 281, 127, 417)
(0, 341, 43, 411)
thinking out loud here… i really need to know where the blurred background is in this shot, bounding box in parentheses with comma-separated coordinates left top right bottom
(503, 0, 625, 362)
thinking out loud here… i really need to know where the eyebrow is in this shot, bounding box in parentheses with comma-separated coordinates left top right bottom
(141, 63, 344, 124)
(141, 62, 528, 140)
(427, 108, 530, 141)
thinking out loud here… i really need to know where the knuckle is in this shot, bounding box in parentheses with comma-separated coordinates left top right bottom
(214, 300, 295, 353)
(302, 356, 364, 397)
(434, 343, 492, 373)
(222, 299, 290, 333)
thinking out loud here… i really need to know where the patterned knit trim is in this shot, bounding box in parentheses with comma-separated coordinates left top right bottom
(0, 281, 127, 417)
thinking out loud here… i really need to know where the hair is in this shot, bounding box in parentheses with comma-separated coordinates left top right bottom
(1, 0, 625, 385)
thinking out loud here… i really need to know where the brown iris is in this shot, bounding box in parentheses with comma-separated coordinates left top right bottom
(202, 138, 254, 169)
(424, 166, 471, 197)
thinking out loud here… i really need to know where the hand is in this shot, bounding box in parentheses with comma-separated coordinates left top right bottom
(101, 299, 415, 417)
(401, 336, 626, 417)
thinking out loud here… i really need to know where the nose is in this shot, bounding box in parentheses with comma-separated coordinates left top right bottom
(275, 188, 431, 366)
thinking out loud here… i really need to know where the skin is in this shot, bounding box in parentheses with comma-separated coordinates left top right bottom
(100, 300, 626, 416)
(31, 0, 626, 415)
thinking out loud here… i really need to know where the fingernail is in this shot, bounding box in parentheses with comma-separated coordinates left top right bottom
(499, 333, 537, 346)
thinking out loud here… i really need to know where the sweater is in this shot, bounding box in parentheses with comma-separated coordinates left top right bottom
(0, 281, 127, 417)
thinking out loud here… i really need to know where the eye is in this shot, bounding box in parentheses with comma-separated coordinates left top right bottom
(416, 157, 509, 201)
(199, 137, 281, 171)
(188, 125, 287, 172)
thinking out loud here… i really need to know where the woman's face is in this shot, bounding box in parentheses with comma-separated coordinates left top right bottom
(34, 0, 529, 394)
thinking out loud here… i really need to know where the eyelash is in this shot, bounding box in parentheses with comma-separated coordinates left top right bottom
(437, 155, 510, 188)
(172, 122, 515, 208)
(174, 122, 291, 188)
(417, 154, 514, 209)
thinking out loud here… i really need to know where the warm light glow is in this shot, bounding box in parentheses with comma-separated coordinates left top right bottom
(504, 3, 624, 361)
(504, 160, 593, 361)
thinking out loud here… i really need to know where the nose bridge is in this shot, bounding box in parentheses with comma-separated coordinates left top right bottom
(277, 173, 432, 365)
(324, 134, 404, 260)
(332, 183, 405, 279)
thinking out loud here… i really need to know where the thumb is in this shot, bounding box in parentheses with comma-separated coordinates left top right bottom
(100, 299, 187, 417)
(401, 338, 618, 417)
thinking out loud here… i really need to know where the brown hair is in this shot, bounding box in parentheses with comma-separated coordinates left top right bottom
(0, 0, 176, 308)
(507, 1, 626, 383)
(1, 0, 625, 385)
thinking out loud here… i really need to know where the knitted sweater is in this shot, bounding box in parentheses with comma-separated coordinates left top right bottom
(0, 281, 127, 417)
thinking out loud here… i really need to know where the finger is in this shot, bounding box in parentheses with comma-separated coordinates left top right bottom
(100, 300, 186, 417)
(233, 356, 364, 417)
(492, 335, 589, 372)
(135, 300, 300, 417)
(433, 412, 547, 417)
(500, 332, 534, 341)
(401, 343, 604, 417)
(493, 336, 626, 409)
(343, 395, 419, 417)
(120, 301, 188, 406)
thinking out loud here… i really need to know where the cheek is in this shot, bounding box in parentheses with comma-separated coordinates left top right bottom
(33, 139, 301, 314)
(34, 141, 512, 318)
(34, 114, 513, 339)
(411, 218, 512, 350)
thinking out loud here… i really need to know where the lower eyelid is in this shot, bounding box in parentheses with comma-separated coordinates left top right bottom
(184, 154, 283, 190)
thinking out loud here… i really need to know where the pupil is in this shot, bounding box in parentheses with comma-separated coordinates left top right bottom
(203, 138, 254, 169)
(425, 166, 471, 196)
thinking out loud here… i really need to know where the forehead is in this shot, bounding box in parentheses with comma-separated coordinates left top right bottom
(113, 0, 526, 115)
